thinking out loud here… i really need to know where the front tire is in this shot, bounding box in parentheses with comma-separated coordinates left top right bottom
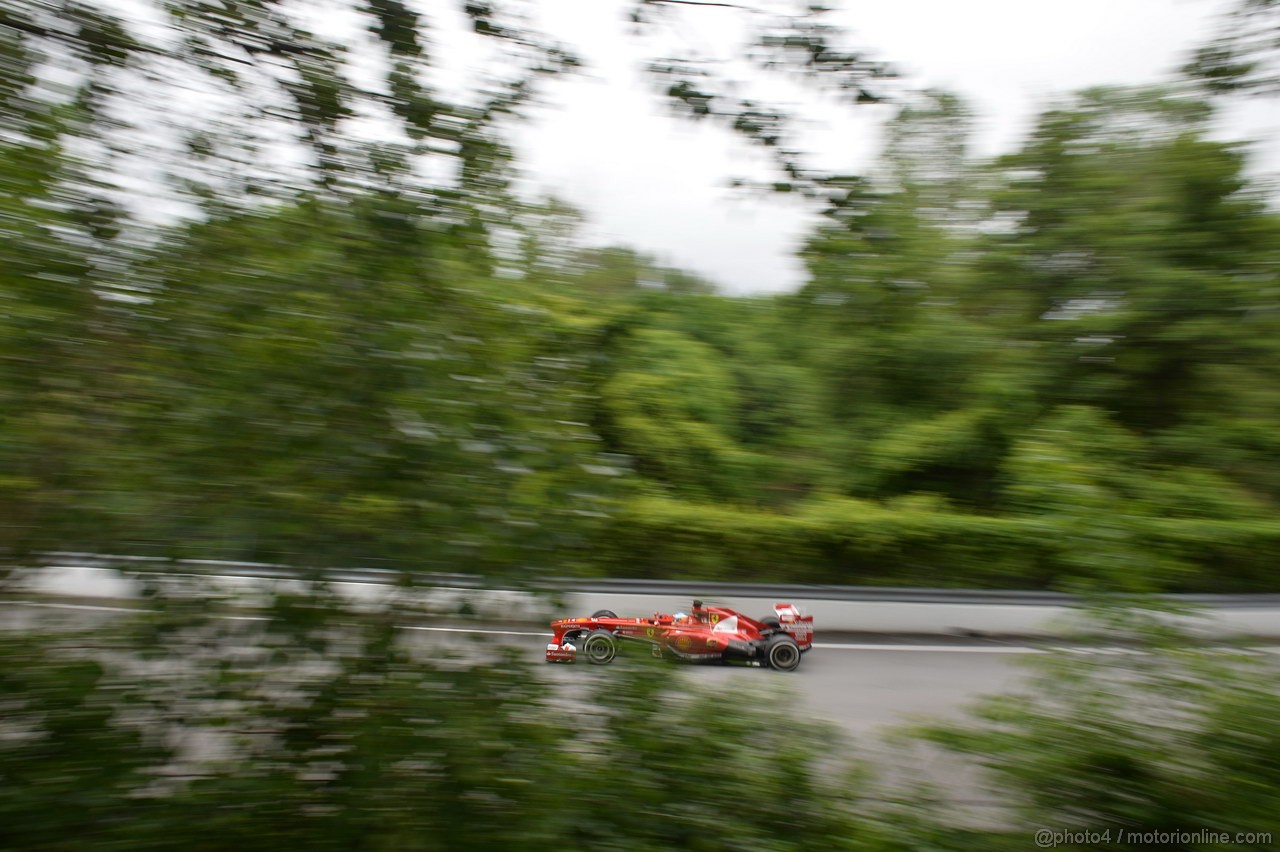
(581, 629, 618, 665)
(765, 634, 801, 672)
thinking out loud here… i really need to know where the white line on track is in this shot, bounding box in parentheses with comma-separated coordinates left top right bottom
(403, 625, 551, 637)
(3, 600, 148, 614)
(815, 643, 1043, 653)
(5, 601, 1278, 654)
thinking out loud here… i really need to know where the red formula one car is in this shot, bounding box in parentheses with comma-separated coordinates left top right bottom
(546, 600, 814, 671)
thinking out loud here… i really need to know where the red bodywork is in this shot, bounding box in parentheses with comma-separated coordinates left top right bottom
(546, 602, 814, 669)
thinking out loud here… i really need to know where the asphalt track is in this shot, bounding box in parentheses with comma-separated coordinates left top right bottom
(15, 598, 1280, 821)
(2, 600, 1036, 738)
(24, 600, 1277, 813)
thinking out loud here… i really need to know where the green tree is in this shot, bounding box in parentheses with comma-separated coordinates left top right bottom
(1185, 0, 1280, 96)
(599, 326, 755, 502)
(794, 92, 1015, 505)
(918, 610, 1280, 849)
(982, 88, 1280, 436)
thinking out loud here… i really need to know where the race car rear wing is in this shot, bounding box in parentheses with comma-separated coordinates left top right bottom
(774, 602, 814, 650)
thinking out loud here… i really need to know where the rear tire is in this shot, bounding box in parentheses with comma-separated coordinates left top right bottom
(590, 609, 618, 619)
(759, 616, 781, 629)
(581, 629, 618, 665)
(765, 634, 801, 672)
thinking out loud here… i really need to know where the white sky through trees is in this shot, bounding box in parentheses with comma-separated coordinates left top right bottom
(98, 0, 1278, 294)
(511, 0, 1277, 293)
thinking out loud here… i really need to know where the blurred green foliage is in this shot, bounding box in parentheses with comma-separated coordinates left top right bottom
(0, 592, 892, 851)
(3, 594, 1277, 851)
(915, 607, 1280, 850)
(1, 3, 1279, 593)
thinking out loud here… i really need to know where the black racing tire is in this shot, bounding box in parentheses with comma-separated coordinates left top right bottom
(590, 609, 618, 619)
(765, 634, 802, 672)
(581, 629, 618, 665)
(759, 616, 782, 630)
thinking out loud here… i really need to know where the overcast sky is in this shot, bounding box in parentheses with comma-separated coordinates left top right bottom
(494, 0, 1275, 294)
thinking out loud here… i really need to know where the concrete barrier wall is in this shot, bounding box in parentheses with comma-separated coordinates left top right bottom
(12, 564, 1280, 639)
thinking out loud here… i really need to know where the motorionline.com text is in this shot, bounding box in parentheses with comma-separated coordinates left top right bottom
(1035, 829, 1271, 848)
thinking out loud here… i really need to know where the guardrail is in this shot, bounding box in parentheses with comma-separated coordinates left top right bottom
(8, 553, 1280, 638)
